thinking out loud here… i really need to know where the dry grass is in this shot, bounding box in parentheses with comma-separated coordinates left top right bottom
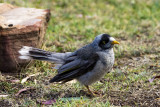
(0, 0, 160, 106)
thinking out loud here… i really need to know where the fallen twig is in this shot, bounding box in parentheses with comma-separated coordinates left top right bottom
(10, 79, 20, 83)
(15, 87, 35, 96)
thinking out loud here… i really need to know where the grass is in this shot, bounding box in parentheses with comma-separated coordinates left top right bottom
(0, 0, 160, 106)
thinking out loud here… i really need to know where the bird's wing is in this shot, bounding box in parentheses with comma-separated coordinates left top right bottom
(49, 53, 99, 83)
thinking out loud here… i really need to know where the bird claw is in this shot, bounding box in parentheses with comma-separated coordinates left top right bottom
(85, 85, 102, 97)
(87, 90, 102, 97)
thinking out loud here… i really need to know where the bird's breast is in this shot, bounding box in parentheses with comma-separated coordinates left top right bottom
(77, 49, 115, 86)
(98, 49, 115, 68)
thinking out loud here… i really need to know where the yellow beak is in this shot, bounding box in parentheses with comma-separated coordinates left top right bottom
(111, 40, 120, 45)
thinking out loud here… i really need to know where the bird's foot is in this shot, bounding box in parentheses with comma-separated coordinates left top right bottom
(84, 85, 102, 97)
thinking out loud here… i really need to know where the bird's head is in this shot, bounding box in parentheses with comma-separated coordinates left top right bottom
(93, 34, 119, 50)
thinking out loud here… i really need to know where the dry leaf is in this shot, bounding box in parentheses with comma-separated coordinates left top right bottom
(21, 73, 40, 84)
(66, 80, 77, 84)
(149, 75, 160, 83)
(37, 99, 56, 105)
(0, 95, 8, 98)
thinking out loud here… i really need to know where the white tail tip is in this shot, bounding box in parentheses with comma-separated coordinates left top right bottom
(19, 46, 32, 60)
(19, 56, 32, 59)
(18, 46, 32, 55)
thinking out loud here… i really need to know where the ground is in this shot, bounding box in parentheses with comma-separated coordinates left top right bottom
(0, 0, 160, 106)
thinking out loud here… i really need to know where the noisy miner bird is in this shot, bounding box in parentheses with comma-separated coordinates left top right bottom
(19, 34, 119, 95)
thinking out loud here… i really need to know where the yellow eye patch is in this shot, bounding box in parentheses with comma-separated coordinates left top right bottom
(103, 41, 106, 44)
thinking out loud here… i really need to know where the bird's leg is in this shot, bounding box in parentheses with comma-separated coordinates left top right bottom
(85, 85, 101, 96)
(85, 85, 95, 96)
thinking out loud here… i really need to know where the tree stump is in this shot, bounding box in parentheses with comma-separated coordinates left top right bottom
(0, 3, 51, 73)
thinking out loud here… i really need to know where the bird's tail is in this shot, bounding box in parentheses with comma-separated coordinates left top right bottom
(18, 46, 68, 64)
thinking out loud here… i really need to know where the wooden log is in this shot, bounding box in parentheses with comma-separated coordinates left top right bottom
(0, 3, 51, 73)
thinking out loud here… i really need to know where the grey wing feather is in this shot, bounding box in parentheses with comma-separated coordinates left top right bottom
(53, 64, 63, 69)
(49, 52, 99, 83)
(58, 59, 81, 74)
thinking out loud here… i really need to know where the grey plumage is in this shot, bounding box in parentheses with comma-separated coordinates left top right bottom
(19, 34, 119, 94)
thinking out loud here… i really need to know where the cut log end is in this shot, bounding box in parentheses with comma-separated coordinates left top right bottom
(0, 3, 51, 73)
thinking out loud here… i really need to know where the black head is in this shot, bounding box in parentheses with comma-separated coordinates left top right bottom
(98, 34, 119, 50)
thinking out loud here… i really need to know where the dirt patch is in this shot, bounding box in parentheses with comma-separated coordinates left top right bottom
(106, 85, 160, 106)
(0, 100, 12, 107)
